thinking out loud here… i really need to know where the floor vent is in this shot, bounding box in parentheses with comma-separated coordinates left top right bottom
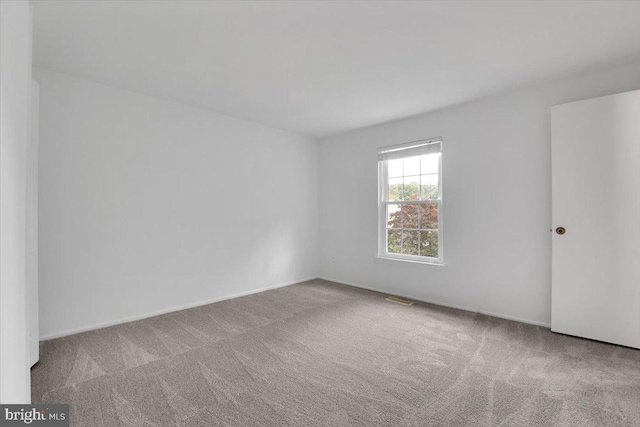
(385, 296, 414, 306)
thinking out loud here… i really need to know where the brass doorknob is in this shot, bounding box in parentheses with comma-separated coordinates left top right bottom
(556, 227, 566, 235)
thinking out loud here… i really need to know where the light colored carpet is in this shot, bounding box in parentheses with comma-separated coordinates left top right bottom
(32, 279, 640, 426)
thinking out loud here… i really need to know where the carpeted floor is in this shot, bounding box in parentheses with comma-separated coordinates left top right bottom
(32, 279, 640, 426)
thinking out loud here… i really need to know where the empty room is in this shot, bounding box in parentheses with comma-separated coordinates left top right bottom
(1, 1, 640, 426)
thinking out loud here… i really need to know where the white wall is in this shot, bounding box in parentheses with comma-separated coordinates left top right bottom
(0, 0, 32, 403)
(318, 61, 640, 327)
(35, 68, 318, 339)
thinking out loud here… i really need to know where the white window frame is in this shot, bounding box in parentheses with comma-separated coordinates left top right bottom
(377, 137, 444, 265)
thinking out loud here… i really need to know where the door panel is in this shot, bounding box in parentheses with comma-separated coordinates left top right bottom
(28, 80, 39, 367)
(551, 90, 640, 349)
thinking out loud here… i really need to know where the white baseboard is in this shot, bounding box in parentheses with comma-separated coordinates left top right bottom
(41, 275, 550, 341)
(40, 276, 318, 341)
(318, 276, 551, 328)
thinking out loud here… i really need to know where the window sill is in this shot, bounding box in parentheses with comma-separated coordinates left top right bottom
(374, 256, 446, 267)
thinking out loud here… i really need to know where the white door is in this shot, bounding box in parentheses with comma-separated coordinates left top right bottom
(551, 90, 640, 349)
(28, 80, 39, 367)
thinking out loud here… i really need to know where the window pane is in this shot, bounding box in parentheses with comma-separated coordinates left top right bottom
(420, 231, 438, 257)
(403, 175, 420, 200)
(386, 204, 401, 229)
(419, 202, 438, 230)
(380, 144, 442, 261)
(401, 231, 420, 255)
(421, 174, 439, 200)
(387, 230, 402, 254)
(421, 153, 439, 174)
(400, 204, 419, 229)
(387, 158, 403, 178)
(388, 178, 402, 201)
(403, 156, 420, 176)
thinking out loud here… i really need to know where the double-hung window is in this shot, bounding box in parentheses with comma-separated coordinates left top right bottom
(378, 138, 443, 264)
